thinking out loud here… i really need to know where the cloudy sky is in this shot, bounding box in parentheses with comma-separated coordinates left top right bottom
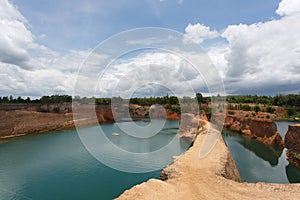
(0, 0, 299, 98)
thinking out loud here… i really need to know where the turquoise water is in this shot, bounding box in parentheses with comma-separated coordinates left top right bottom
(1, 120, 300, 200)
(0, 120, 188, 200)
(222, 121, 300, 183)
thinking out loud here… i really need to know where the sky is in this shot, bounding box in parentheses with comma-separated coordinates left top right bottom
(0, 0, 300, 98)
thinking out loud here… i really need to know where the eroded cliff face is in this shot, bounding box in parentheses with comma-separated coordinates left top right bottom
(285, 124, 300, 168)
(117, 120, 300, 200)
(179, 112, 208, 144)
(0, 104, 116, 138)
(225, 116, 284, 147)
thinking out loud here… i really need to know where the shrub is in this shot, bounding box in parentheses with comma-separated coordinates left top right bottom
(172, 106, 181, 114)
(228, 110, 235, 115)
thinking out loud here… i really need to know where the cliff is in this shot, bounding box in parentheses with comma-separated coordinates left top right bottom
(0, 103, 181, 139)
(106, 103, 181, 120)
(0, 105, 115, 138)
(285, 124, 300, 167)
(225, 116, 284, 147)
(179, 112, 208, 144)
(117, 121, 300, 200)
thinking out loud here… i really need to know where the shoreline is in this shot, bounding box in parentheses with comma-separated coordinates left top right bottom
(0, 109, 115, 140)
(1, 110, 300, 199)
(0, 110, 179, 140)
(117, 123, 300, 200)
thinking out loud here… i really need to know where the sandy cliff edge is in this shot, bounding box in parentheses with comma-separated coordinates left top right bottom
(117, 123, 300, 200)
(285, 124, 300, 167)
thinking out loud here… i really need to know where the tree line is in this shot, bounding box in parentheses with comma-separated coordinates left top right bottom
(1, 92, 299, 108)
(0, 95, 72, 104)
(227, 93, 300, 107)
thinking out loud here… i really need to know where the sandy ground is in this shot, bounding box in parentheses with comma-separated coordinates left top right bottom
(0, 110, 76, 138)
(117, 126, 300, 200)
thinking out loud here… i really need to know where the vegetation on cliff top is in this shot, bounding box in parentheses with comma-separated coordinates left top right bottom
(1, 92, 300, 118)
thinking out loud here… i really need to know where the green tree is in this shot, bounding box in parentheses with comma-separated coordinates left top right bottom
(254, 105, 260, 112)
(196, 93, 203, 103)
(286, 107, 296, 116)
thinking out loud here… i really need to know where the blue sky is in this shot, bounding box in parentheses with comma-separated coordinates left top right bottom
(0, 0, 300, 98)
(13, 0, 281, 51)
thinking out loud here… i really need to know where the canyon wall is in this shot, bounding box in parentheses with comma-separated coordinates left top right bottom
(225, 116, 284, 146)
(117, 119, 300, 200)
(285, 124, 300, 167)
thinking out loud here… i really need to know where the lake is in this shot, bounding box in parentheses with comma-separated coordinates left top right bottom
(0, 120, 188, 200)
(222, 120, 300, 183)
(1, 120, 300, 199)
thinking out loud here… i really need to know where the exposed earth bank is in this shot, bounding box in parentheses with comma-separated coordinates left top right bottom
(117, 118, 300, 200)
(0, 104, 180, 139)
(225, 114, 284, 147)
(0, 107, 114, 138)
(285, 124, 300, 167)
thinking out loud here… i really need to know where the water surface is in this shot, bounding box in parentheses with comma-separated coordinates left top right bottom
(2, 119, 300, 200)
(222, 121, 300, 183)
(0, 120, 187, 200)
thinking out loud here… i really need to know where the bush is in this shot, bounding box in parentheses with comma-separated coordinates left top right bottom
(241, 104, 251, 111)
(254, 105, 260, 112)
(266, 106, 275, 114)
(286, 107, 296, 116)
(228, 110, 235, 115)
(171, 106, 181, 114)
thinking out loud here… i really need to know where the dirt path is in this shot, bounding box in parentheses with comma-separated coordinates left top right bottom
(117, 125, 300, 200)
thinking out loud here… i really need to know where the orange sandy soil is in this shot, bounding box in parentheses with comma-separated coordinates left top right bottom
(0, 110, 76, 138)
(0, 104, 118, 138)
(117, 125, 300, 200)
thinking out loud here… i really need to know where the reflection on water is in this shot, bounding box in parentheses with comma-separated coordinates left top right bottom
(275, 121, 299, 138)
(286, 164, 300, 183)
(0, 120, 187, 199)
(223, 131, 283, 166)
(222, 124, 300, 183)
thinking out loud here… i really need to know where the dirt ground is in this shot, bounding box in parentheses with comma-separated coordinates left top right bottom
(0, 110, 75, 138)
(117, 126, 300, 200)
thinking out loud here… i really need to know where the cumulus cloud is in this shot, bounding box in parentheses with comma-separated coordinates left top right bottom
(90, 51, 212, 98)
(220, 8, 300, 94)
(0, 0, 34, 69)
(276, 0, 300, 16)
(183, 23, 219, 44)
(0, 0, 27, 22)
(207, 45, 229, 80)
(1, 0, 300, 98)
(0, 0, 94, 98)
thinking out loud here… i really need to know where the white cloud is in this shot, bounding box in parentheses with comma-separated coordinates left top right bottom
(207, 45, 229, 80)
(179, 0, 300, 95)
(0, 0, 95, 97)
(276, 0, 300, 16)
(1, 0, 300, 98)
(39, 34, 47, 39)
(91, 51, 212, 98)
(0, 0, 27, 22)
(183, 23, 219, 44)
(218, 2, 300, 94)
(0, 0, 34, 69)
